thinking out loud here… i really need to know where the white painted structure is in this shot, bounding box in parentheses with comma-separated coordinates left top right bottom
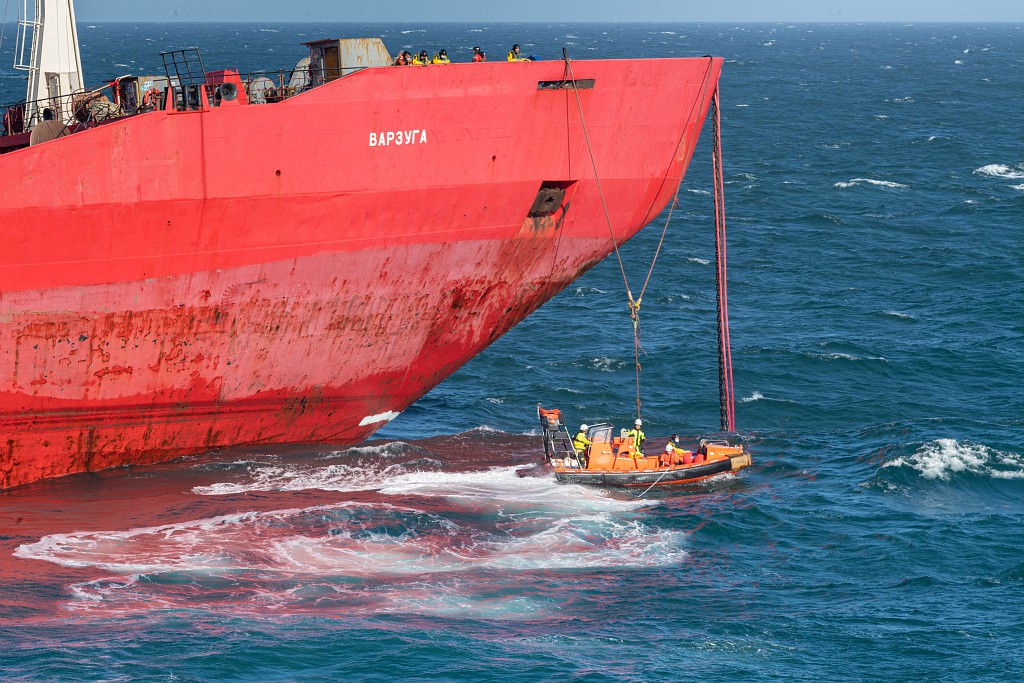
(14, 0, 84, 127)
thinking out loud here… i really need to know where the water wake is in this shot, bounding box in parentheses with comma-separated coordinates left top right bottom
(16, 468, 682, 617)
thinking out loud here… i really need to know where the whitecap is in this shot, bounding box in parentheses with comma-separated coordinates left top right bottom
(954, 60, 964, 65)
(833, 178, 909, 190)
(882, 310, 915, 320)
(810, 351, 889, 363)
(885, 439, 1024, 481)
(741, 391, 765, 403)
(686, 257, 711, 266)
(974, 163, 1024, 179)
(589, 357, 627, 372)
(1012, 184, 1024, 191)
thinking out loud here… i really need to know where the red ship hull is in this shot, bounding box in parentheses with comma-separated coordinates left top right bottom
(0, 57, 722, 489)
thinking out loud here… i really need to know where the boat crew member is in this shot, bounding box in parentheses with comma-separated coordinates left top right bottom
(507, 44, 529, 62)
(627, 419, 646, 456)
(431, 49, 450, 64)
(393, 51, 411, 66)
(661, 443, 675, 468)
(472, 46, 486, 62)
(413, 50, 430, 65)
(572, 424, 591, 456)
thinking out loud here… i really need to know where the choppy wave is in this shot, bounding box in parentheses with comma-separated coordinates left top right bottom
(833, 178, 909, 190)
(884, 439, 1024, 481)
(974, 163, 1024, 179)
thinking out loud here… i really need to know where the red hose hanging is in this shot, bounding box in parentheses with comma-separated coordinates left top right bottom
(711, 88, 736, 432)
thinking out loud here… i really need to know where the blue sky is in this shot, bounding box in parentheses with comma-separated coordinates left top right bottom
(72, 1, 1023, 23)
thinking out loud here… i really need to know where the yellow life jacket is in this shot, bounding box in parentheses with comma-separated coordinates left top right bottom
(626, 428, 646, 454)
(572, 432, 591, 453)
(431, 54, 450, 64)
(507, 50, 527, 62)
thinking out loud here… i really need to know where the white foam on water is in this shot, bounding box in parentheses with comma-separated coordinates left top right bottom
(1012, 184, 1024, 191)
(974, 163, 1024, 179)
(885, 439, 1024, 481)
(192, 461, 420, 495)
(883, 310, 915, 320)
(376, 466, 651, 515)
(741, 391, 765, 403)
(20, 470, 682, 617)
(833, 178, 909, 190)
(192, 442, 435, 495)
(687, 257, 711, 265)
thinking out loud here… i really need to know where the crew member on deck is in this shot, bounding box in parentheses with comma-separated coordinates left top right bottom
(627, 419, 646, 456)
(507, 44, 529, 62)
(572, 424, 591, 458)
(472, 46, 486, 62)
(413, 50, 430, 65)
(432, 49, 450, 64)
(393, 51, 411, 66)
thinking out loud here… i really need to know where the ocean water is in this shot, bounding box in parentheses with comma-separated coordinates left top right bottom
(1, 22, 1022, 682)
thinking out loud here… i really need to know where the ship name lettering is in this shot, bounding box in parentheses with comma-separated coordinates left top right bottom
(369, 130, 428, 147)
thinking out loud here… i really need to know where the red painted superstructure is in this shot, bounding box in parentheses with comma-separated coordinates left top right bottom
(0, 56, 722, 489)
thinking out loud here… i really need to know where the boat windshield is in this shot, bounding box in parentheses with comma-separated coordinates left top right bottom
(588, 424, 614, 443)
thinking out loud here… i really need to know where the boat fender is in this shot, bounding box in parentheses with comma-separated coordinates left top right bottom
(729, 452, 752, 471)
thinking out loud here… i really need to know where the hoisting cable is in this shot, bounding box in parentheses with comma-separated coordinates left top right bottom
(563, 49, 705, 421)
(711, 88, 736, 432)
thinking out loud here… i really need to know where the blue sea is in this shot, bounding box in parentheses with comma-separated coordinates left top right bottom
(1, 21, 1022, 682)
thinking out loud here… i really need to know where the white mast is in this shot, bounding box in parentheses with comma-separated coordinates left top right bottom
(13, 0, 85, 127)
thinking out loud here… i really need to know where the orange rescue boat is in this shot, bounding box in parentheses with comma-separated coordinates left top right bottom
(523, 407, 750, 487)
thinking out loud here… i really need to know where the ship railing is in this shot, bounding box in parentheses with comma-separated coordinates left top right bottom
(1, 89, 98, 137)
(1, 74, 162, 147)
(235, 65, 370, 105)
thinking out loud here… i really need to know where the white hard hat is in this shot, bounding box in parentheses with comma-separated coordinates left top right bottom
(580, 424, 589, 431)
(635, 419, 642, 426)
(665, 443, 674, 452)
